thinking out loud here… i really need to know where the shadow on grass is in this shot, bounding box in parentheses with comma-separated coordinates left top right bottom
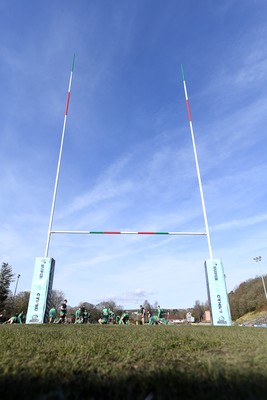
(0, 370, 266, 400)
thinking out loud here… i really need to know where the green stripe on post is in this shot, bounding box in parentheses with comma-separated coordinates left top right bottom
(72, 54, 75, 72)
(181, 64, 185, 81)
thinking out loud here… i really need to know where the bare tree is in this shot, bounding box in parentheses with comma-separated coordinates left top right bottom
(13, 291, 30, 316)
(192, 300, 205, 322)
(49, 290, 65, 311)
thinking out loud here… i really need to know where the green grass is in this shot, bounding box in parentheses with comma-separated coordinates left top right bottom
(1, 324, 267, 399)
(234, 310, 267, 325)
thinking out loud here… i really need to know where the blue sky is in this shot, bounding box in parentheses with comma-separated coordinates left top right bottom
(1, 1, 267, 310)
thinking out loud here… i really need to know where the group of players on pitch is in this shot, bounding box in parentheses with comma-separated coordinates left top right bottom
(98, 304, 169, 325)
(49, 300, 169, 325)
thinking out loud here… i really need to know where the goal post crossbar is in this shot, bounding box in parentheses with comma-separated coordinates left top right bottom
(50, 230, 207, 236)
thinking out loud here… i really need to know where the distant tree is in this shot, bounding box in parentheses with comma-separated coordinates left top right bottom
(191, 300, 205, 322)
(0, 262, 15, 310)
(79, 302, 100, 322)
(153, 301, 159, 309)
(143, 299, 152, 313)
(228, 276, 267, 320)
(168, 309, 186, 319)
(176, 309, 187, 320)
(78, 301, 93, 310)
(13, 291, 30, 316)
(228, 291, 239, 321)
(49, 290, 65, 311)
(96, 300, 122, 314)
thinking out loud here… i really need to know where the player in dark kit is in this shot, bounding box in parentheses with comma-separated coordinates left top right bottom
(59, 299, 67, 323)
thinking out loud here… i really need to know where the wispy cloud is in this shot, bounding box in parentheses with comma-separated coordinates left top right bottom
(212, 214, 267, 232)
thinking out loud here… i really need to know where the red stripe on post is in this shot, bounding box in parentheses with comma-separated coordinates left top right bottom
(186, 100, 192, 122)
(104, 232, 121, 234)
(65, 92, 71, 115)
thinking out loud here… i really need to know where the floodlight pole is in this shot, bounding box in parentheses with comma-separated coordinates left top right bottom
(10, 273, 21, 316)
(181, 65, 213, 259)
(253, 256, 267, 301)
(13, 273, 21, 298)
(45, 54, 75, 257)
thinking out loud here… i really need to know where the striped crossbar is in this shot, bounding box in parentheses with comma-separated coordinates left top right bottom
(50, 230, 207, 235)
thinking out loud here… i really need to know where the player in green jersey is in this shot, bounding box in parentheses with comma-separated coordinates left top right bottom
(75, 307, 82, 323)
(119, 311, 129, 325)
(49, 306, 57, 323)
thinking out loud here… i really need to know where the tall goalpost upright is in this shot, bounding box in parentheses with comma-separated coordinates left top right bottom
(26, 55, 75, 324)
(26, 57, 232, 325)
(181, 65, 231, 326)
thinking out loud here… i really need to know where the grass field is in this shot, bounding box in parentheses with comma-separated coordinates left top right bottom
(1, 324, 267, 399)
